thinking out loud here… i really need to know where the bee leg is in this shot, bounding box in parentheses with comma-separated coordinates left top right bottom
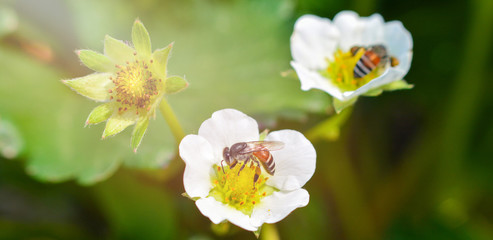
(237, 159, 249, 176)
(253, 165, 262, 188)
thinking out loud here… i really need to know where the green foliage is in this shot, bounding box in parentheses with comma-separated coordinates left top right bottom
(94, 172, 178, 239)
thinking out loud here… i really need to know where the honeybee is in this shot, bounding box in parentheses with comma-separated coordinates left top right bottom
(222, 141, 284, 185)
(350, 44, 399, 78)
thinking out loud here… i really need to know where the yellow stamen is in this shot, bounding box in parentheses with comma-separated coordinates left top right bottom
(209, 162, 276, 216)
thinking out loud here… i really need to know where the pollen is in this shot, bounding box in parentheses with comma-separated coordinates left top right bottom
(109, 59, 162, 113)
(322, 49, 382, 92)
(209, 162, 276, 216)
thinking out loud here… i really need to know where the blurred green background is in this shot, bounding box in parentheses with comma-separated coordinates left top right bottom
(1, 0, 493, 239)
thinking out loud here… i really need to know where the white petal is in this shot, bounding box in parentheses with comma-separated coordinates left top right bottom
(196, 197, 258, 231)
(265, 130, 316, 191)
(384, 21, 413, 76)
(250, 189, 309, 227)
(333, 11, 386, 50)
(290, 14, 340, 69)
(361, 13, 386, 45)
(291, 61, 344, 100)
(179, 135, 216, 198)
(198, 109, 259, 160)
(384, 21, 413, 57)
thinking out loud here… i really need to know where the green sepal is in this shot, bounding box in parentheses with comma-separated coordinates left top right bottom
(132, 19, 151, 58)
(181, 192, 200, 201)
(211, 222, 230, 237)
(102, 111, 138, 139)
(259, 129, 269, 141)
(77, 50, 115, 72)
(165, 76, 188, 94)
(104, 35, 135, 65)
(253, 226, 261, 239)
(86, 102, 116, 126)
(333, 97, 358, 114)
(152, 43, 173, 78)
(131, 117, 149, 152)
(362, 88, 383, 97)
(381, 79, 414, 91)
(62, 73, 113, 101)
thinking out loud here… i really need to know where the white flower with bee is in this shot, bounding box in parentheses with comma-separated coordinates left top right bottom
(179, 109, 316, 232)
(290, 11, 413, 112)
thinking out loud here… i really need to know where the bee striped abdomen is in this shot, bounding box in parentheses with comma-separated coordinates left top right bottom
(253, 150, 275, 175)
(354, 51, 381, 78)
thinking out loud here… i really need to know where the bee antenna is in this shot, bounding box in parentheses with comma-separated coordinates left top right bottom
(220, 160, 225, 174)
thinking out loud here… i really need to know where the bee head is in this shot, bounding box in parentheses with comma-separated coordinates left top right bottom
(370, 44, 388, 58)
(223, 147, 232, 164)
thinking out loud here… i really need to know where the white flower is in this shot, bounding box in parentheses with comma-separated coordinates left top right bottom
(290, 11, 413, 112)
(179, 109, 316, 231)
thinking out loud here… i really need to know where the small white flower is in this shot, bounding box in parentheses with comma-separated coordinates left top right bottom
(290, 11, 413, 112)
(179, 109, 316, 232)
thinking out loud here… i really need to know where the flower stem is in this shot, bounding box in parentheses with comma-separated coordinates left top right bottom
(306, 107, 353, 142)
(260, 224, 280, 240)
(159, 97, 185, 143)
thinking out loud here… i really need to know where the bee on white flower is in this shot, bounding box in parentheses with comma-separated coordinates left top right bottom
(290, 11, 413, 112)
(179, 109, 316, 232)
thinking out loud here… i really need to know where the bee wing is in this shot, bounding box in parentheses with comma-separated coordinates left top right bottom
(239, 141, 284, 154)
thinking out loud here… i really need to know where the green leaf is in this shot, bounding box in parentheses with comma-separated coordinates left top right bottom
(94, 173, 178, 239)
(152, 43, 173, 78)
(164, 76, 188, 94)
(102, 111, 138, 138)
(131, 117, 149, 152)
(63, 73, 113, 101)
(381, 79, 414, 91)
(86, 102, 116, 125)
(333, 97, 358, 114)
(132, 19, 151, 58)
(104, 35, 135, 65)
(77, 50, 115, 72)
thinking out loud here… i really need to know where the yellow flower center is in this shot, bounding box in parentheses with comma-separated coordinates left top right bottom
(323, 48, 384, 92)
(209, 163, 275, 216)
(109, 59, 162, 114)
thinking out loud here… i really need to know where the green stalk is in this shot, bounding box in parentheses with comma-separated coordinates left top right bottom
(372, 0, 493, 234)
(306, 107, 353, 142)
(159, 98, 185, 143)
(158, 98, 186, 180)
(324, 138, 378, 240)
(260, 224, 280, 240)
(439, 0, 493, 196)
